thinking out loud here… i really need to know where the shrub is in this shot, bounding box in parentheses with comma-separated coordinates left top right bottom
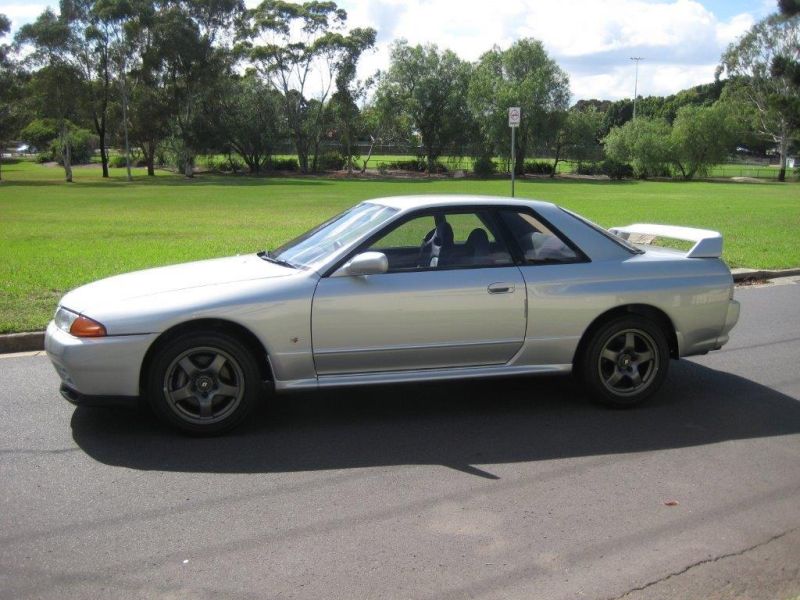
(377, 157, 448, 173)
(524, 160, 554, 175)
(472, 155, 497, 177)
(317, 152, 345, 171)
(35, 152, 51, 164)
(207, 156, 244, 173)
(109, 155, 128, 168)
(270, 157, 299, 171)
(378, 158, 425, 172)
(601, 159, 634, 180)
(573, 162, 601, 175)
(48, 128, 97, 165)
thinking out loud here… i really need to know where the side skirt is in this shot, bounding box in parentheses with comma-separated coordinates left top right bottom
(274, 363, 573, 393)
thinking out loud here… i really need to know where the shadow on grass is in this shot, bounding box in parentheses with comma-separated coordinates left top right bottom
(71, 360, 800, 478)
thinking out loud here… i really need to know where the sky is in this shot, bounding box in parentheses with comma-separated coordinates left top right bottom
(0, 0, 779, 102)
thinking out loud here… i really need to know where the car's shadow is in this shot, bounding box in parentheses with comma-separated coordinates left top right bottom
(71, 360, 800, 478)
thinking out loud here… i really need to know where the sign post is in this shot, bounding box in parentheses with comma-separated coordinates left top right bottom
(508, 107, 520, 197)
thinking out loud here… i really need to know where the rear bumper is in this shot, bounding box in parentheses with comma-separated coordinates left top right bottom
(45, 321, 158, 397)
(715, 299, 741, 348)
(60, 384, 139, 408)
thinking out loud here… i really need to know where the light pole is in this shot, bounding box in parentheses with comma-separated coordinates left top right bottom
(630, 57, 643, 119)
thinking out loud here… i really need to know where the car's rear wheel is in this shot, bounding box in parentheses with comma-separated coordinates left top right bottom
(147, 331, 261, 434)
(579, 315, 670, 407)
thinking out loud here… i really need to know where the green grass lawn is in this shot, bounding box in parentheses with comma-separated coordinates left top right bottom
(1, 158, 798, 333)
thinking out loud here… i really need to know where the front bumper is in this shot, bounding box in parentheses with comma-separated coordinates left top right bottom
(45, 321, 158, 398)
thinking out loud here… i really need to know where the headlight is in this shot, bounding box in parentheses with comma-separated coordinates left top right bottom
(54, 307, 107, 338)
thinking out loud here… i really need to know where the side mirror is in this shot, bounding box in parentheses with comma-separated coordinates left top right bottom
(335, 251, 388, 277)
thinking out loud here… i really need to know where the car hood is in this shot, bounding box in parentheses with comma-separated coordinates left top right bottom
(61, 254, 294, 314)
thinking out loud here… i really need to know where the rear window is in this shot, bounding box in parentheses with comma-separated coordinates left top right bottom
(560, 208, 644, 255)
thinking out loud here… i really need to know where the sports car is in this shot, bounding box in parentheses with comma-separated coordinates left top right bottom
(45, 195, 740, 434)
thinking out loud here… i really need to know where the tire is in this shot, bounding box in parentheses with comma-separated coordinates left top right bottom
(578, 315, 670, 408)
(146, 331, 262, 435)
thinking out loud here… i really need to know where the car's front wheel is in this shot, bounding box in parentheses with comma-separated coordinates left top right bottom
(147, 331, 261, 434)
(579, 315, 670, 407)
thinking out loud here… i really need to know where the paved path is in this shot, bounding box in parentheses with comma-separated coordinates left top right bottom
(1, 283, 799, 599)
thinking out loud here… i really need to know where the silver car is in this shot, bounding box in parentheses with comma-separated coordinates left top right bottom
(46, 195, 740, 434)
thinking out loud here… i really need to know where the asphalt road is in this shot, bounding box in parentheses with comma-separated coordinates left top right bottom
(1, 282, 799, 600)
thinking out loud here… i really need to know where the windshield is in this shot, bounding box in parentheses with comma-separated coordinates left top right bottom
(272, 202, 399, 269)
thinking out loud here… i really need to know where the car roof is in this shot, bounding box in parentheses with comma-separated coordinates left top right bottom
(365, 195, 557, 212)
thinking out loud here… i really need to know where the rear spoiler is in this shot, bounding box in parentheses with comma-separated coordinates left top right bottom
(608, 223, 723, 258)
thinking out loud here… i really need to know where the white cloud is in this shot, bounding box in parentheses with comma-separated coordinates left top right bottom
(340, 0, 759, 101)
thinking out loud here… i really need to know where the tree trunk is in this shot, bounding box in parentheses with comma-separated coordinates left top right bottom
(184, 155, 194, 178)
(778, 134, 789, 182)
(63, 140, 73, 183)
(121, 77, 132, 182)
(362, 137, 376, 173)
(346, 133, 353, 175)
(515, 145, 525, 176)
(99, 137, 109, 178)
(143, 141, 156, 176)
(551, 148, 561, 178)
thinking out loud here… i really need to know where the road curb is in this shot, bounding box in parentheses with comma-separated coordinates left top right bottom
(1, 267, 798, 355)
(0, 331, 45, 354)
(732, 267, 800, 282)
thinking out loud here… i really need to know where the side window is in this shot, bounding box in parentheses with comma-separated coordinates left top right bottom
(365, 210, 513, 272)
(499, 210, 580, 264)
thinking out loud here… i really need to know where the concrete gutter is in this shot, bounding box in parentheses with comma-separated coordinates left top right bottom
(2, 267, 799, 355)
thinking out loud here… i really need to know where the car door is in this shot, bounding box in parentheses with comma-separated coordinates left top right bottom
(495, 208, 591, 365)
(311, 208, 527, 375)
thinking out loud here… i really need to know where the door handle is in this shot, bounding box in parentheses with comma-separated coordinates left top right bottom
(487, 282, 515, 294)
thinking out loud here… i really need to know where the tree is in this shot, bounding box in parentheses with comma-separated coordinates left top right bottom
(564, 107, 604, 168)
(61, 0, 114, 178)
(0, 13, 24, 181)
(718, 14, 800, 181)
(16, 9, 88, 182)
(376, 41, 472, 173)
(670, 103, 734, 179)
(242, 0, 354, 173)
(328, 27, 376, 174)
(218, 73, 285, 173)
(145, 0, 243, 177)
(468, 39, 570, 173)
(603, 117, 674, 179)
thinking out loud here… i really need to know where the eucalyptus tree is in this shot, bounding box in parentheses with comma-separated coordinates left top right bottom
(328, 27, 376, 173)
(375, 41, 473, 173)
(468, 39, 570, 172)
(217, 72, 286, 173)
(718, 13, 800, 181)
(16, 8, 88, 182)
(55, 0, 113, 177)
(0, 13, 22, 181)
(87, 0, 146, 180)
(145, 0, 243, 177)
(242, 0, 366, 173)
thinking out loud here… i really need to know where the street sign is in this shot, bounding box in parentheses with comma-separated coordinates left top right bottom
(508, 106, 521, 128)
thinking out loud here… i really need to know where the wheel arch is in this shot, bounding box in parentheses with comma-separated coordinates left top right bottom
(572, 304, 679, 368)
(139, 318, 274, 396)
